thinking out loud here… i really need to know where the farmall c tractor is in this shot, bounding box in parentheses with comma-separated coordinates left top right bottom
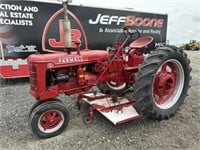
(28, 0, 191, 138)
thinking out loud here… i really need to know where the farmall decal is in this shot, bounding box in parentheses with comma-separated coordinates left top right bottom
(59, 56, 84, 63)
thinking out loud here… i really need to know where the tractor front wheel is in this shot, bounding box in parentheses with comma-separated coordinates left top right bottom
(29, 100, 70, 138)
(134, 46, 191, 120)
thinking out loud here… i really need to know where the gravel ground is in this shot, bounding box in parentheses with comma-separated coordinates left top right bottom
(0, 51, 199, 150)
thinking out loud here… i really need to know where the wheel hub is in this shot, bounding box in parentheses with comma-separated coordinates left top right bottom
(153, 60, 184, 109)
(40, 110, 62, 130)
(154, 71, 176, 104)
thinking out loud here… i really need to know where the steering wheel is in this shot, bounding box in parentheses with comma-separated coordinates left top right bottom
(123, 26, 140, 40)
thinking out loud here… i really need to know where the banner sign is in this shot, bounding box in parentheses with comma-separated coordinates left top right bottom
(0, 0, 168, 59)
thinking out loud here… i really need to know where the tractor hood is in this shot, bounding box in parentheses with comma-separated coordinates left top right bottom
(27, 50, 109, 66)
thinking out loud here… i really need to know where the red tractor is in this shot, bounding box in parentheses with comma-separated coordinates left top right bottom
(28, 0, 191, 138)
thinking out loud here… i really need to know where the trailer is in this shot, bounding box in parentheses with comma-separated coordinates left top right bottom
(0, 0, 168, 79)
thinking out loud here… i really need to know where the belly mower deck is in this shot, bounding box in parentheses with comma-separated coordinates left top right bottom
(79, 92, 141, 125)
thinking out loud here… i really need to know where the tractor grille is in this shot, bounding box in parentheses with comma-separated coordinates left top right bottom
(29, 64, 38, 90)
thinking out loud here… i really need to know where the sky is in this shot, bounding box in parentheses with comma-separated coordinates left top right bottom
(70, 0, 200, 46)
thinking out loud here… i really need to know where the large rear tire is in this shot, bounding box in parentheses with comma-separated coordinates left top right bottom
(134, 46, 191, 120)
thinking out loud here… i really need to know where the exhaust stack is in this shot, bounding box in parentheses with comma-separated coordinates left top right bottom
(62, 0, 72, 48)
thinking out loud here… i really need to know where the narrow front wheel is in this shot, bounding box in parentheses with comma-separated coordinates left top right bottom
(29, 100, 70, 138)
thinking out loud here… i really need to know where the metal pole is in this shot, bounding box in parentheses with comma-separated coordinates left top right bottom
(0, 41, 4, 61)
(62, 0, 72, 48)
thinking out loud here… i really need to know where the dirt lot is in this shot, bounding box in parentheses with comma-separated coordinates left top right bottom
(0, 51, 199, 150)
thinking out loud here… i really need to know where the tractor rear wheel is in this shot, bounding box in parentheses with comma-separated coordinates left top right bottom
(134, 46, 191, 120)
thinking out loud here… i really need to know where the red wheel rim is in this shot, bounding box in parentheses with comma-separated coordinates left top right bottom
(106, 81, 126, 90)
(38, 110, 64, 133)
(107, 81, 124, 87)
(153, 59, 184, 109)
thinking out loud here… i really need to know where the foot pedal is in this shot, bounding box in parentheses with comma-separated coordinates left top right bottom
(82, 93, 140, 125)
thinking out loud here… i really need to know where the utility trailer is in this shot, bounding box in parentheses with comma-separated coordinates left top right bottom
(0, 0, 168, 79)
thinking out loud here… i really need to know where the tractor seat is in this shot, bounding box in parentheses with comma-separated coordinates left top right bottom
(129, 36, 153, 49)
